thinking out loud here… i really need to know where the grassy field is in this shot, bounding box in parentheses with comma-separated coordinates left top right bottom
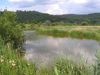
(36, 26, 100, 41)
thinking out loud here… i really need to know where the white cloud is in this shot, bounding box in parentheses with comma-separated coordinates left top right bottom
(8, 0, 35, 2)
(7, 0, 100, 14)
(46, 4, 68, 15)
(47, 8, 68, 15)
(70, 0, 87, 4)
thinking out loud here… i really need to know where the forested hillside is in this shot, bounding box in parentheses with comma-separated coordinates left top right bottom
(0, 10, 100, 25)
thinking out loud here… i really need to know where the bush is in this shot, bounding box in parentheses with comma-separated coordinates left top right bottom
(0, 9, 25, 48)
(81, 22, 89, 26)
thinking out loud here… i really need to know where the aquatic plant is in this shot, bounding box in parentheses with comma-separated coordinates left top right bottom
(36, 28, 100, 41)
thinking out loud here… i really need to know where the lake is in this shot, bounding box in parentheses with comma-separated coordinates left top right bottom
(24, 31, 100, 65)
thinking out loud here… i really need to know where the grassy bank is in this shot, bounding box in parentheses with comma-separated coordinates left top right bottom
(0, 39, 100, 75)
(36, 26, 100, 41)
(0, 41, 37, 75)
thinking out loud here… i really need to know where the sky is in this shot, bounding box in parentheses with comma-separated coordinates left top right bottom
(0, 0, 100, 15)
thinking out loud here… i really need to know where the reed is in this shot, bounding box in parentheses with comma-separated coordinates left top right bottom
(36, 28, 100, 41)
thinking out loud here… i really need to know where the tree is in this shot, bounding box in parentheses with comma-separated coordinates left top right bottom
(0, 9, 25, 48)
(44, 20, 51, 26)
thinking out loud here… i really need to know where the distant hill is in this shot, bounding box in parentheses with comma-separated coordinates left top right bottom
(61, 13, 100, 24)
(1, 10, 100, 25)
(16, 10, 66, 23)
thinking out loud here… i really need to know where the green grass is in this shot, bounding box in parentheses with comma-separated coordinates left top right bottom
(38, 58, 92, 75)
(0, 41, 37, 75)
(36, 26, 100, 41)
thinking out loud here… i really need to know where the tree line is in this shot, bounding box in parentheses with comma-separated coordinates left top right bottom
(0, 10, 100, 25)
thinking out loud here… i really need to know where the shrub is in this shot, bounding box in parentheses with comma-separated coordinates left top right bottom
(81, 22, 89, 26)
(0, 9, 25, 48)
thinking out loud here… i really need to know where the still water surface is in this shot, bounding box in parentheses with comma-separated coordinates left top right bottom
(24, 31, 100, 65)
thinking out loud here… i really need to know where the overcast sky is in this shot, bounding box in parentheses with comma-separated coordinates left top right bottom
(0, 0, 100, 15)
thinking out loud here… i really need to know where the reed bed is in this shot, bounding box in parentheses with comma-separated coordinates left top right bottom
(36, 28, 100, 41)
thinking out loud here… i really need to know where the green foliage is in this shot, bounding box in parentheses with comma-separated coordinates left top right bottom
(1, 10, 100, 25)
(36, 27, 100, 41)
(54, 58, 92, 75)
(95, 50, 100, 74)
(16, 11, 100, 25)
(0, 9, 24, 48)
(31, 20, 38, 24)
(81, 22, 89, 26)
(44, 20, 51, 26)
(0, 41, 37, 75)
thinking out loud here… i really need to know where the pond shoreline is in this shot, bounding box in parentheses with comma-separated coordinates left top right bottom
(36, 27, 100, 41)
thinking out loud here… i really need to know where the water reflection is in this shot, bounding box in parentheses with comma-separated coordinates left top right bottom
(24, 31, 100, 65)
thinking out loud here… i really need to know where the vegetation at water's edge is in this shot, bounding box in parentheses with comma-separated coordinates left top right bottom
(36, 27, 100, 41)
(0, 39, 37, 75)
(0, 9, 25, 48)
(0, 38, 100, 75)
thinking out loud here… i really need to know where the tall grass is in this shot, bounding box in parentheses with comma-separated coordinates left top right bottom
(0, 39, 37, 75)
(36, 28, 100, 41)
